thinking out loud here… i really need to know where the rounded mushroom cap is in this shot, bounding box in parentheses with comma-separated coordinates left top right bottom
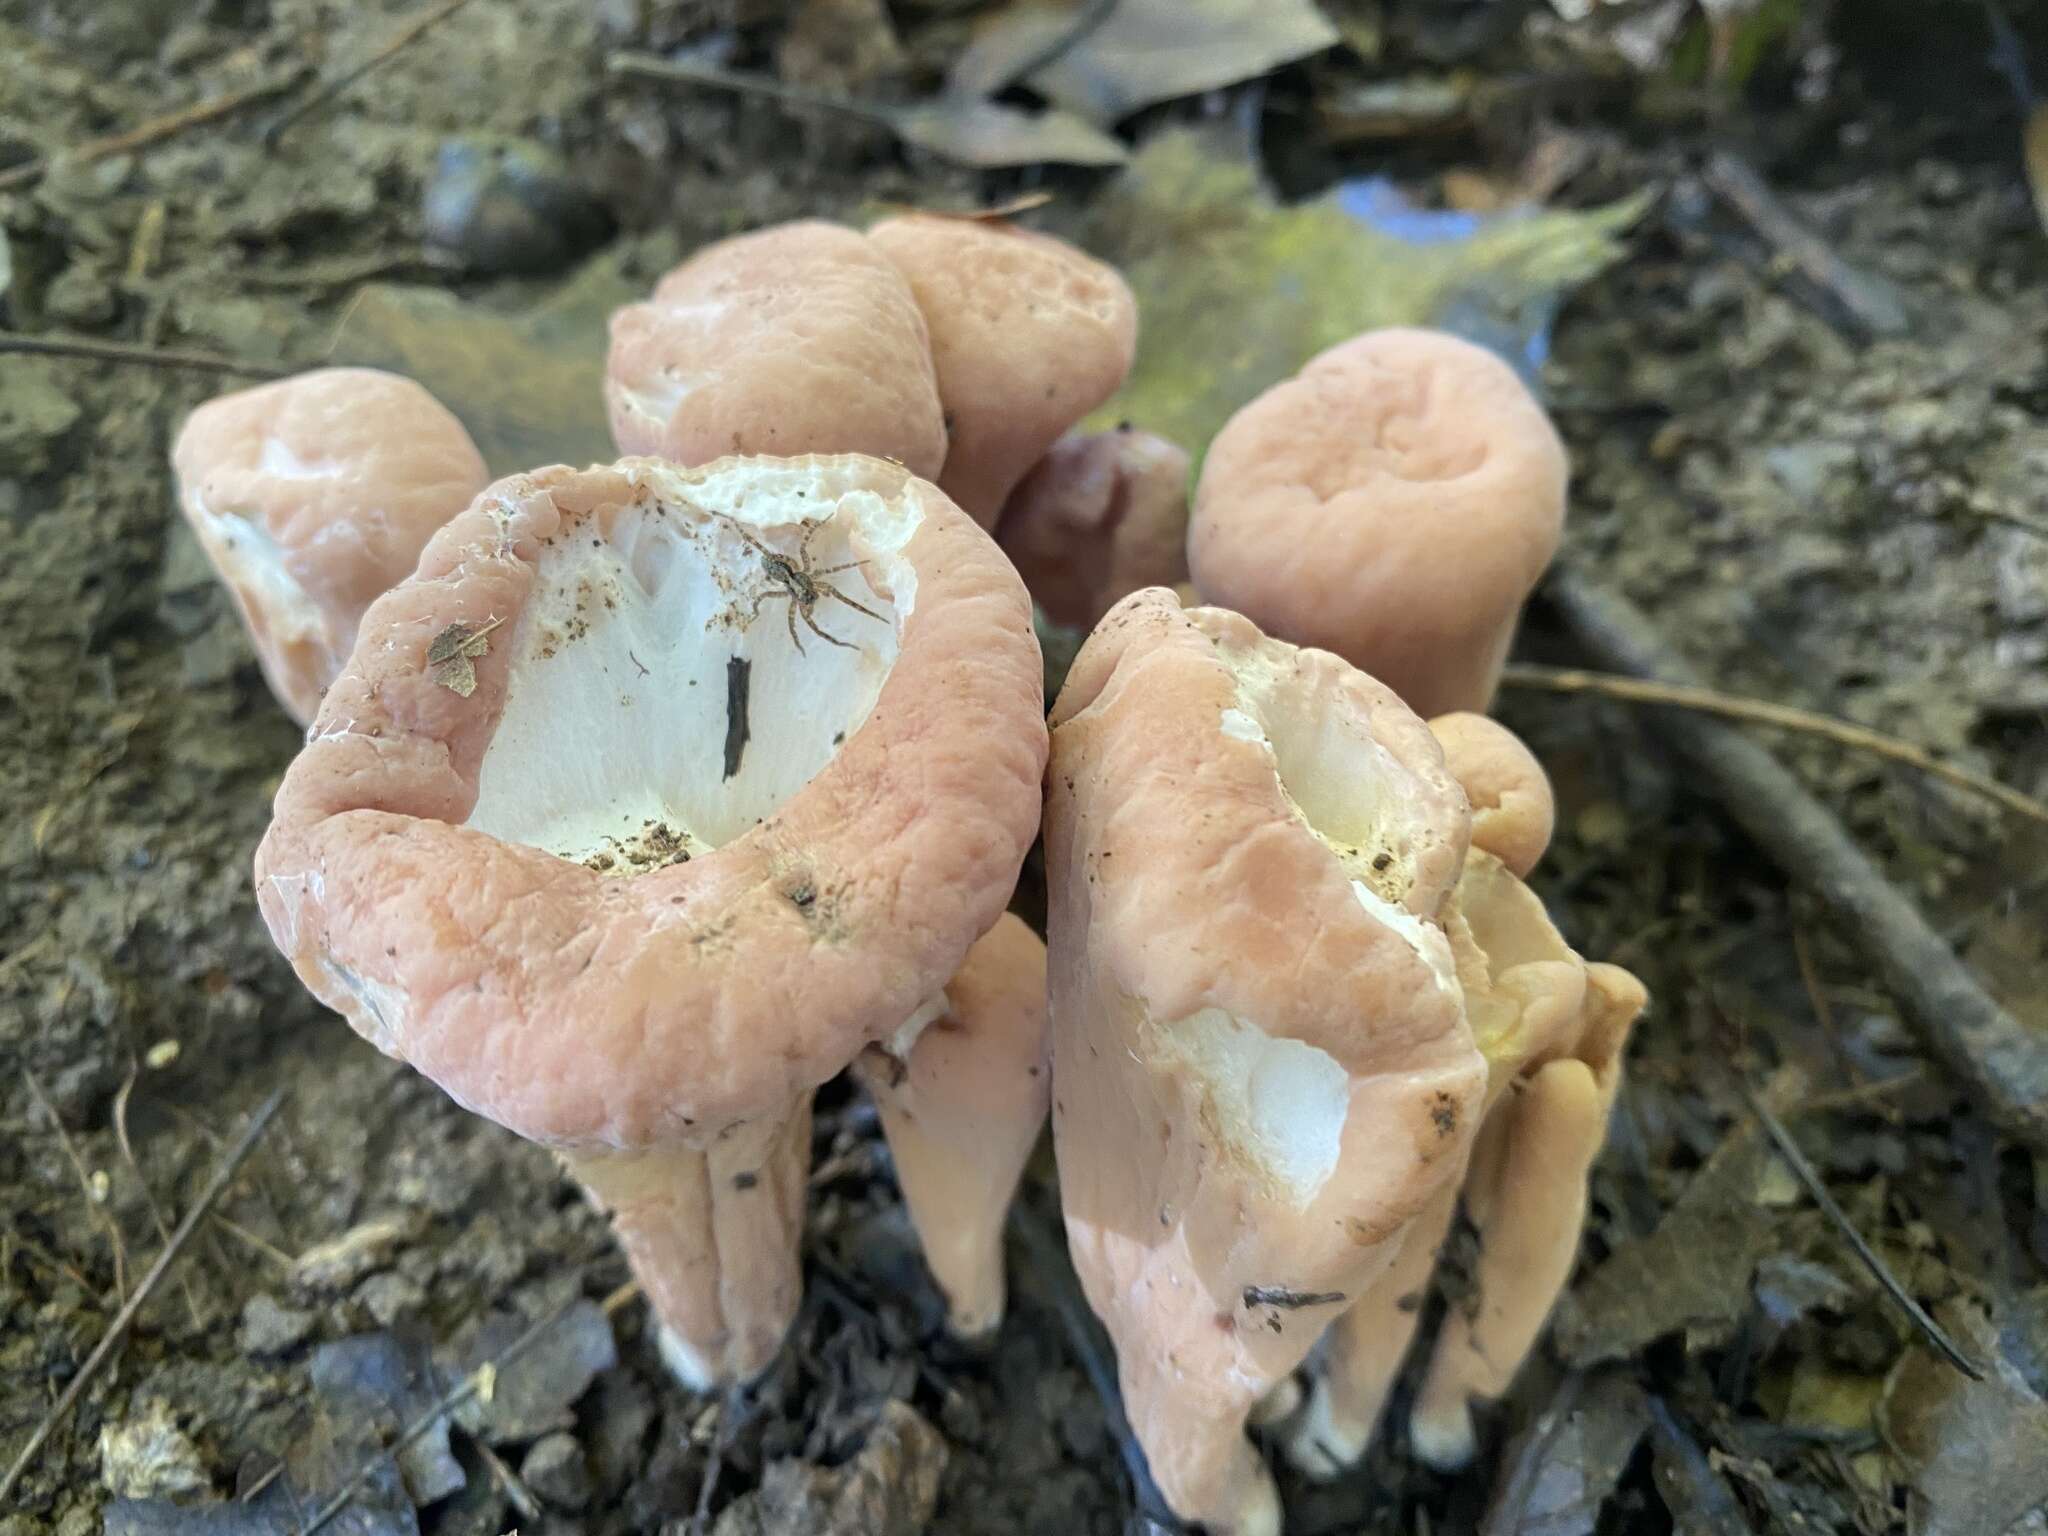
(1189, 327, 1567, 718)
(995, 426, 1191, 630)
(867, 214, 1138, 529)
(171, 367, 489, 724)
(605, 221, 947, 479)
(256, 453, 1046, 1152)
(1428, 712, 1555, 878)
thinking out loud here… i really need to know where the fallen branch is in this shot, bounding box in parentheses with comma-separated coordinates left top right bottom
(1543, 566, 2048, 1150)
(1498, 663, 2048, 828)
(0, 1087, 286, 1504)
(0, 331, 287, 377)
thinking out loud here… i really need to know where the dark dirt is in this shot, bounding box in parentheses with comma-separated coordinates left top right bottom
(6, 2, 2048, 1534)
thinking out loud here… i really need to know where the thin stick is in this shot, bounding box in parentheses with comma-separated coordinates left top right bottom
(994, 0, 1123, 91)
(0, 1087, 285, 1504)
(211, 1213, 297, 1271)
(0, 331, 287, 378)
(1498, 663, 2048, 828)
(1544, 567, 2048, 1149)
(475, 1439, 539, 1522)
(291, 1286, 625, 1536)
(1739, 1080, 1983, 1379)
(691, 1385, 746, 1535)
(21, 1068, 127, 1306)
(0, 70, 305, 193)
(266, 0, 480, 146)
(113, 1065, 202, 1329)
(607, 51, 897, 131)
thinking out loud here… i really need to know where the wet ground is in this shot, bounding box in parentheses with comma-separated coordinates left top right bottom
(5, 2, 2048, 1533)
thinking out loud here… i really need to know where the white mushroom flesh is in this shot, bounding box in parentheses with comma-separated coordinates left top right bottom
(466, 460, 922, 867)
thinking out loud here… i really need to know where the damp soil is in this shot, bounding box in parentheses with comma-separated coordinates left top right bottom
(6, 3, 2048, 1535)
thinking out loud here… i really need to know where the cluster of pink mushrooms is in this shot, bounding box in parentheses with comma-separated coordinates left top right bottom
(172, 212, 1645, 1535)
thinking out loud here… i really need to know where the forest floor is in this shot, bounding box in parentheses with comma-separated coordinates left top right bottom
(5, 2, 2048, 1534)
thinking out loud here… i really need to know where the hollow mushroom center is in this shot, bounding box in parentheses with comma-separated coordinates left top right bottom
(465, 462, 919, 871)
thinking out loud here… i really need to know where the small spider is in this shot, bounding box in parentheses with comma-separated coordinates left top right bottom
(700, 507, 886, 655)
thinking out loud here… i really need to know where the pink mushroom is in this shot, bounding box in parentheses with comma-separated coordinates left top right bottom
(1189, 328, 1568, 718)
(867, 214, 1138, 529)
(1286, 721, 1644, 1477)
(1046, 587, 1486, 1535)
(256, 453, 1045, 1389)
(605, 221, 948, 478)
(993, 426, 1191, 630)
(855, 911, 1049, 1339)
(170, 367, 489, 724)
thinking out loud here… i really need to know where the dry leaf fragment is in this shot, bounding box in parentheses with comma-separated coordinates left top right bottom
(427, 616, 501, 696)
(953, 0, 1340, 126)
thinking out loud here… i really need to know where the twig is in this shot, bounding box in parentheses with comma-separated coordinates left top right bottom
(0, 70, 306, 193)
(1498, 663, 2048, 828)
(1010, 1194, 1185, 1531)
(0, 331, 287, 377)
(1543, 566, 2048, 1150)
(1701, 152, 1910, 339)
(211, 1213, 297, 1271)
(292, 1285, 629, 1536)
(474, 1439, 539, 1523)
(266, 0, 480, 146)
(993, 0, 1123, 92)
(0, 1087, 285, 1505)
(691, 1385, 747, 1535)
(21, 1068, 127, 1306)
(607, 51, 897, 132)
(1738, 1080, 1984, 1378)
(113, 1065, 202, 1329)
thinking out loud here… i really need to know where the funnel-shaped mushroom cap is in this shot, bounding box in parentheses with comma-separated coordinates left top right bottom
(1428, 712, 1555, 878)
(868, 214, 1138, 529)
(255, 454, 1046, 1152)
(857, 912, 1049, 1338)
(171, 367, 489, 724)
(994, 427, 1191, 629)
(1046, 588, 1485, 1535)
(1189, 328, 1567, 719)
(605, 222, 947, 479)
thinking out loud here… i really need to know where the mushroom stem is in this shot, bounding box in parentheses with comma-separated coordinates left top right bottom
(1287, 1178, 1460, 1479)
(564, 1102, 812, 1391)
(855, 912, 1050, 1339)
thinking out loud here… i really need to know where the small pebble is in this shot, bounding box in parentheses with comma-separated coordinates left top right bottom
(238, 1293, 316, 1356)
(521, 1431, 592, 1510)
(422, 137, 612, 277)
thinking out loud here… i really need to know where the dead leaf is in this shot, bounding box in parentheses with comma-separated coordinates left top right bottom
(1883, 1299, 2048, 1536)
(1555, 1112, 1778, 1366)
(329, 249, 636, 475)
(1084, 125, 1648, 460)
(953, 0, 1340, 126)
(1482, 1373, 1651, 1536)
(427, 617, 501, 697)
(2026, 101, 2048, 237)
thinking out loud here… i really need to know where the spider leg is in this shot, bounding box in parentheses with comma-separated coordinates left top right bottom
(816, 559, 869, 576)
(794, 606, 851, 651)
(781, 594, 807, 656)
(700, 506, 779, 562)
(816, 580, 888, 628)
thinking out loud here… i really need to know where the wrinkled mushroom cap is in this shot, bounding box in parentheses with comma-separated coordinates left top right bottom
(256, 453, 1046, 1152)
(1428, 712, 1555, 878)
(1189, 327, 1567, 718)
(1046, 587, 1486, 1532)
(171, 367, 489, 723)
(606, 221, 947, 478)
(994, 426, 1191, 630)
(868, 214, 1138, 528)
